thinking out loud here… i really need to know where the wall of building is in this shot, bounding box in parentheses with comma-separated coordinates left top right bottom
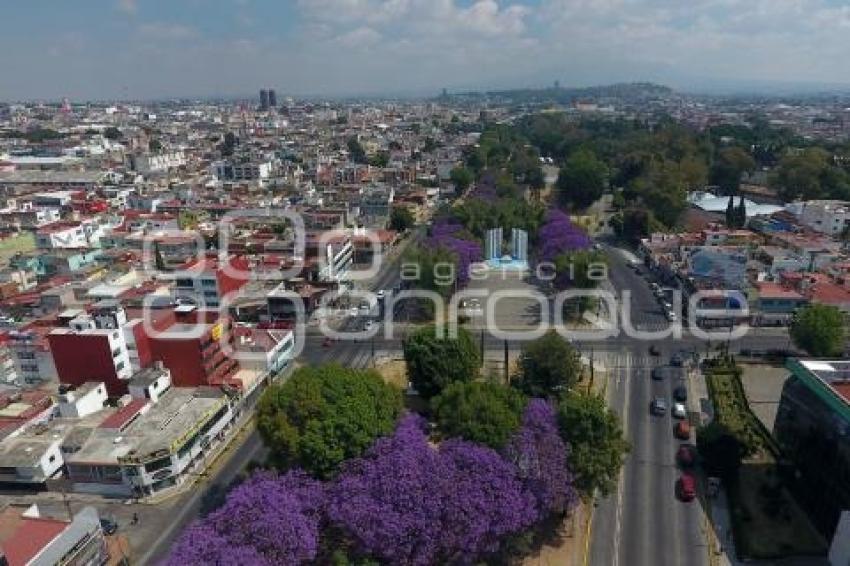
(49, 332, 128, 396)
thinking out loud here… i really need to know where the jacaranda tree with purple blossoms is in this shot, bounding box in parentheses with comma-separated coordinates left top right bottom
(538, 209, 591, 264)
(165, 470, 325, 566)
(503, 399, 579, 518)
(328, 415, 538, 565)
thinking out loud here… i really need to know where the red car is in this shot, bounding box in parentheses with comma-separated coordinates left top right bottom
(677, 473, 697, 502)
(675, 420, 691, 440)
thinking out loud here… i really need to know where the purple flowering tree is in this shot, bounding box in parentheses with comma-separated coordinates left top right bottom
(328, 415, 537, 565)
(164, 471, 324, 566)
(427, 218, 483, 288)
(503, 399, 579, 519)
(538, 209, 591, 263)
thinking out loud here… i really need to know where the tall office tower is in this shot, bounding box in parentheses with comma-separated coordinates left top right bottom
(259, 89, 269, 110)
(267, 89, 277, 109)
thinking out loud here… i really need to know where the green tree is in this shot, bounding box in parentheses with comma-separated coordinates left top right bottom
(256, 364, 403, 479)
(556, 149, 609, 210)
(402, 325, 480, 399)
(790, 303, 846, 357)
(347, 137, 367, 164)
(450, 166, 474, 192)
(735, 196, 747, 228)
(725, 195, 735, 228)
(514, 330, 582, 398)
(388, 206, 415, 232)
(431, 382, 526, 449)
(103, 126, 122, 140)
(710, 146, 755, 195)
(557, 390, 629, 497)
(696, 421, 744, 480)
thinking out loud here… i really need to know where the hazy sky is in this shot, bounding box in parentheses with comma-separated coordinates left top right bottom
(3, 0, 850, 101)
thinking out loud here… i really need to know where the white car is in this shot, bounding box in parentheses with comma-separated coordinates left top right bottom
(672, 403, 688, 419)
(364, 320, 374, 331)
(376, 290, 386, 300)
(666, 311, 678, 322)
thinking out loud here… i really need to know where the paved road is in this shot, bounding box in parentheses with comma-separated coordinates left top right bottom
(144, 235, 793, 564)
(588, 245, 715, 566)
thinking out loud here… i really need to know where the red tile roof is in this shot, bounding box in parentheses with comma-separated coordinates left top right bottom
(0, 512, 67, 566)
(98, 398, 148, 431)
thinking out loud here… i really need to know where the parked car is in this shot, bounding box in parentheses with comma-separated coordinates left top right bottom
(651, 397, 667, 416)
(364, 320, 374, 331)
(651, 367, 664, 381)
(649, 345, 660, 356)
(672, 403, 688, 419)
(665, 310, 678, 322)
(675, 420, 691, 440)
(670, 353, 684, 367)
(677, 473, 697, 501)
(376, 289, 386, 300)
(673, 385, 688, 402)
(676, 444, 696, 467)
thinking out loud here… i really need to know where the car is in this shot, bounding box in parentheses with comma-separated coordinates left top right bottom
(677, 473, 697, 502)
(665, 311, 678, 322)
(359, 303, 371, 313)
(673, 385, 688, 402)
(651, 397, 667, 416)
(364, 320, 374, 331)
(100, 518, 118, 536)
(348, 307, 359, 317)
(676, 444, 696, 467)
(672, 403, 688, 419)
(670, 353, 684, 367)
(376, 289, 386, 300)
(675, 420, 691, 440)
(649, 345, 660, 356)
(651, 367, 664, 381)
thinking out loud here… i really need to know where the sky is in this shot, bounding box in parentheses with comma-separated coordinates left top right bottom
(3, 0, 850, 101)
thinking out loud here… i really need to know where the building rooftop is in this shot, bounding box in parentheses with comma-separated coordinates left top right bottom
(67, 386, 228, 466)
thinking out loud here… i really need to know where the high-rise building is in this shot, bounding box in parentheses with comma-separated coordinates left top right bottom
(268, 89, 277, 109)
(259, 89, 269, 110)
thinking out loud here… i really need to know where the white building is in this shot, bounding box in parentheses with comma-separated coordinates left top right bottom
(128, 151, 187, 175)
(796, 200, 850, 236)
(210, 160, 274, 182)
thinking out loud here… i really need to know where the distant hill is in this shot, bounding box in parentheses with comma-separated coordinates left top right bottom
(442, 82, 675, 104)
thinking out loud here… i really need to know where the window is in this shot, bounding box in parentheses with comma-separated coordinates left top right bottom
(49, 455, 56, 463)
(17, 352, 35, 360)
(112, 348, 122, 358)
(115, 361, 125, 371)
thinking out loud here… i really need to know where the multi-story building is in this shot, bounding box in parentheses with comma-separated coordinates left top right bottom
(147, 315, 239, 388)
(171, 254, 250, 309)
(0, 505, 107, 566)
(127, 151, 186, 175)
(7, 328, 57, 386)
(48, 307, 132, 397)
(796, 200, 850, 236)
(210, 159, 274, 182)
(776, 359, 850, 539)
(65, 375, 235, 498)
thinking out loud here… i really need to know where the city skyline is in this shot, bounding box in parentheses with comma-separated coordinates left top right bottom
(4, 0, 850, 101)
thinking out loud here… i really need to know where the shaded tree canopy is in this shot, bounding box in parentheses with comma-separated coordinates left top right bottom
(515, 330, 582, 398)
(790, 303, 846, 357)
(256, 364, 403, 479)
(403, 325, 480, 399)
(557, 390, 629, 497)
(432, 381, 527, 449)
